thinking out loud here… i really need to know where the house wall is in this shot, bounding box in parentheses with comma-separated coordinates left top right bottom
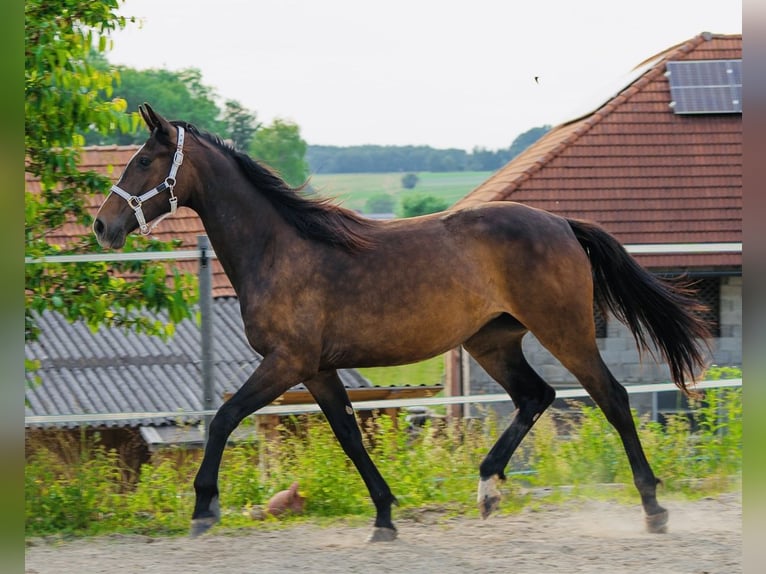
(466, 276, 742, 422)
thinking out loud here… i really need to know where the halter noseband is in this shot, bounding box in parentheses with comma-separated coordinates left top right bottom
(110, 125, 185, 235)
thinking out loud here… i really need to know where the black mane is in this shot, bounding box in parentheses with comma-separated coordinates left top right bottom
(173, 121, 377, 252)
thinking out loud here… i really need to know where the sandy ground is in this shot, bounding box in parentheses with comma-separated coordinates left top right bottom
(25, 493, 741, 574)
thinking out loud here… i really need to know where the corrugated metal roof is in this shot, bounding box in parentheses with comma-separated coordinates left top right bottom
(457, 32, 742, 271)
(25, 297, 372, 429)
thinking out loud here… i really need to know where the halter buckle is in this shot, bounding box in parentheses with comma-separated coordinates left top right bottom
(127, 196, 142, 210)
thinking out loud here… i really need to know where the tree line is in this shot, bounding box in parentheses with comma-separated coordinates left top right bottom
(307, 126, 550, 174)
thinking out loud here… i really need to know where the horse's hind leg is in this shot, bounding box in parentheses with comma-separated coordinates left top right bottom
(532, 325, 668, 533)
(463, 316, 556, 518)
(304, 370, 398, 542)
(566, 355, 668, 533)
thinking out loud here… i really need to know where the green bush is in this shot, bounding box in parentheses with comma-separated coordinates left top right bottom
(397, 193, 448, 217)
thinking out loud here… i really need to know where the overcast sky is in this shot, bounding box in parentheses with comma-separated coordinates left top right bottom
(106, 0, 742, 151)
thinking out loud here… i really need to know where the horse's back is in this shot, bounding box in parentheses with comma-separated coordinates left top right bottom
(442, 201, 574, 242)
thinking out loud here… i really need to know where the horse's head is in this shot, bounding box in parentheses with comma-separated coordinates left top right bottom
(94, 103, 193, 249)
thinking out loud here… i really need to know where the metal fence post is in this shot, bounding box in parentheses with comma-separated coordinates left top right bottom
(461, 347, 472, 419)
(198, 235, 215, 444)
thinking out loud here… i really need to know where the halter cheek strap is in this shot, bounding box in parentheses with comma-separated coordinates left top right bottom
(110, 125, 185, 235)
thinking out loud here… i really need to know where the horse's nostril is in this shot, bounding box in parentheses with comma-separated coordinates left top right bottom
(93, 218, 105, 235)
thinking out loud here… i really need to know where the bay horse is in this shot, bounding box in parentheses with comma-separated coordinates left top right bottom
(93, 104, 710, 541)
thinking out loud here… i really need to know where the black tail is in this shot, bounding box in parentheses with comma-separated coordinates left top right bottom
(567, 218, 711, 394)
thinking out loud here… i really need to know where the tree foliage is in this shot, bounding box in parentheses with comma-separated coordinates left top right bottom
(86, 66, 226, 145)
(84, 64, 259, 151)
(222, 99, 260, 151)
(249, 119, 310, 187)
(508, 125, 551, 158)
(25, 0, 197, 342)
(401, 173, 418, 190)
(26, 0, 134, 230)
(307, 145, 473, 174)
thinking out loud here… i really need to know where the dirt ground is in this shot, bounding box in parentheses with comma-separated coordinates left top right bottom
(25, 492, 741, 574)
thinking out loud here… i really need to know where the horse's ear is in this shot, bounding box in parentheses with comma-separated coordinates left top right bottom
(138, 103, 172, 137)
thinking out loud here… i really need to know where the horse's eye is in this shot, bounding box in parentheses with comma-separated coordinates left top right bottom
(138, 156, 152, 167)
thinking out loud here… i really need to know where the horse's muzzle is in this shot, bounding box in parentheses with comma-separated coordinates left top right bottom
(93, 217, 126, 249)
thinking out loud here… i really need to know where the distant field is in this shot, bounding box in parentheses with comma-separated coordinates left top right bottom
(308, 171, 492, 213)
(357, 355, 446, 389)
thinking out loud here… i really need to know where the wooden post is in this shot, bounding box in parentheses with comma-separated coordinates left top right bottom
(445, 348, 463, 419)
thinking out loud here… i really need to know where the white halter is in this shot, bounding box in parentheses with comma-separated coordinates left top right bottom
(110, 125, 185, 235)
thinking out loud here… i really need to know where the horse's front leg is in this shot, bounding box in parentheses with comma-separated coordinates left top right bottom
(305, 371, 398, 542)
(190, 354, 304, 537)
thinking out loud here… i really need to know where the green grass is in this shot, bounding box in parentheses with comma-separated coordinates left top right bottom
(358, 355, 445, 388)
(309, 171, 492, 213)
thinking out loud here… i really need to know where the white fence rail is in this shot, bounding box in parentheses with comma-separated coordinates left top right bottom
(23, 242, 744, 265)
(24, 378, 742, 427)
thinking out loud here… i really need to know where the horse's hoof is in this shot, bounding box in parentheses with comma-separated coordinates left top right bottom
(645, 509, 669, 534)
(190, 515, 219, 538)
(479, 495, 501, 519)
(190, 497, 220, 537)
(477, 475, 502, 519)
(367, 527, 398, 542)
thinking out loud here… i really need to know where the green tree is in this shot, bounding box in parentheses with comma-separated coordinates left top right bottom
(401, 173, 418, 190)
(398, 194, 448, 218)
(25, 0, 197, 342)
(221, 99, 259, 151)
(88, 66, 225, 145)
(508, 125, 551, 159)
(249, 118, 309, 187)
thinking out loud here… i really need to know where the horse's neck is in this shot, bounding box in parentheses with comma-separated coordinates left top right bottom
(191, 170, 298, 296)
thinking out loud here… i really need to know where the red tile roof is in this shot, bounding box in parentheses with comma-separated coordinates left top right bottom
(456, 32, 742, 270)
(27, 145, 237, 297)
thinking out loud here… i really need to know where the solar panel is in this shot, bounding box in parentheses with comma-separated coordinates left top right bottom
(665, 59, 742, 114)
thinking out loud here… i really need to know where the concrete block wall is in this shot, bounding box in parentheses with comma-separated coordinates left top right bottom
(467, 276, 742, 422)
(715, 276, 743, 365)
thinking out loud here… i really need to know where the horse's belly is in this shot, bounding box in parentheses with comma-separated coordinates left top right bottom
(321, 304, 501, 369)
